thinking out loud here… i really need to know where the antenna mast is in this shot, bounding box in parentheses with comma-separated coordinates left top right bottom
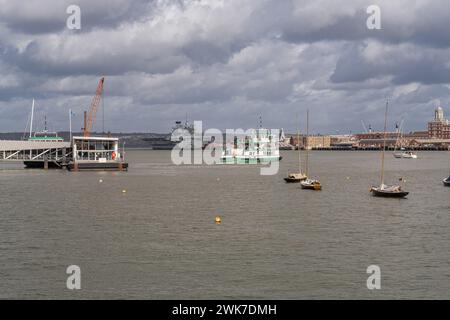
(29, 99, 35, 138)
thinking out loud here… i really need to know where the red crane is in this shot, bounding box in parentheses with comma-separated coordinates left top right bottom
(83, 77, 105, 137)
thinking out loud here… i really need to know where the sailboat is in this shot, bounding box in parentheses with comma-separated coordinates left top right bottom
(370, 100, 409, 198)
(393, 120, 417, 159)
(300, 109, 322, 190)
(284, 115, 307, 183)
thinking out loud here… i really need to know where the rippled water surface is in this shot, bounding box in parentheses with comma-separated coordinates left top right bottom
(1, 150, 449, 299)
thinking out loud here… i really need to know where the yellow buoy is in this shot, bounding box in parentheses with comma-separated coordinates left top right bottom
(215, 216, 221, 225)
(122, 189, 127, 194)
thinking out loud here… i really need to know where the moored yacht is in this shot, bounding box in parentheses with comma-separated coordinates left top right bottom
(284, 115, 306, 183)
(299, 109, 321, 190)
(370, 100, 409, 198)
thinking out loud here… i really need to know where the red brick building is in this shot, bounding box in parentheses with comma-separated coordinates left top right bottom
(428, 106, 450, 139)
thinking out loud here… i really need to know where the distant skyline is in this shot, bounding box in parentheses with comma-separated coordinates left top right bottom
(1, 0, 450, 134)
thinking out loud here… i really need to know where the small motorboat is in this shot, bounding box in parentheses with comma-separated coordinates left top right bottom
(284, 172, 307, 183)
(393, 151, 417, 159)
(370, 184, 409, 198)
(301, 178, 322, 190)
(443, 176, 450, 187)
(402, 151, 417, 159)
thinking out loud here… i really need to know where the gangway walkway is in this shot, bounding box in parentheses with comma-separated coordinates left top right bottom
(0, 140, 72, 167)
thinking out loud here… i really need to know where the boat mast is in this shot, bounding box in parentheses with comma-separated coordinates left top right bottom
(380, 100, 388, 186)
(397, 119, 404, 150)
(69, 109, 73, 141)
(305, 109, 309, 177)
(29, 99, 35, 138)
(297, 113, 302, 174)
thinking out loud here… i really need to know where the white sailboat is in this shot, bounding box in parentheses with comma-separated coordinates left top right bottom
(393, 120, 417, 159)
(284, 114, 307, 183)
(300, 109, 321, 190)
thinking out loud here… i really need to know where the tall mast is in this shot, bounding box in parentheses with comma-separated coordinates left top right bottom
(296, 113, 302, 173)
(380, 100, 389, 186)
(305, 109, 309, 177)
(394, 120, 401, 152)
(29, 99, 35, 138)
(69, 109, 73, 141)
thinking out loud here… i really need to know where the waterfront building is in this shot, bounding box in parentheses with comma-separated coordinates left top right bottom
(288, 135, 331, 149)
(303, 135, 331, 149)
(408, 138, 450, 150)
(355, 132, 397, 149)
(428, 106, 450, 139)
(330, 135, 358, 149)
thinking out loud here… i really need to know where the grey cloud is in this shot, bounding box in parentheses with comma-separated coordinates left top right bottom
(330, 41, 450, 85)
(0, 0, 153, 34)
(1, 0, 450, 134)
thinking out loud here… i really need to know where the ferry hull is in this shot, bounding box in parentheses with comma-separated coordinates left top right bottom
(68, 162, 128, 171)
(221, 156, 282, 164)
(23, 161, 60, 169)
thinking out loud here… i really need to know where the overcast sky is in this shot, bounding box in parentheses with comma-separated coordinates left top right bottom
(1, 0, 450, 134)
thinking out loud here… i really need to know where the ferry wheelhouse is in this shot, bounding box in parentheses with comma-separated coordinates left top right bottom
(69, 136, 128, 171)
(221, 128, 282, 164)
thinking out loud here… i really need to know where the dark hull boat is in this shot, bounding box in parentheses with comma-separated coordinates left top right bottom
(443, 176, 450, 187)
(370, 100, 409, 199)
(370, 186, 409, 198)
(284, 173, 307, 183)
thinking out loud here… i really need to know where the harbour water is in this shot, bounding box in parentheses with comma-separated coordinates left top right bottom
(0, 150, 449, 299)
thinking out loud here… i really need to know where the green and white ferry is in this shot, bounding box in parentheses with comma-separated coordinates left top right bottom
(221, 128, 282, 164)
(28, 131, 64, 142)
